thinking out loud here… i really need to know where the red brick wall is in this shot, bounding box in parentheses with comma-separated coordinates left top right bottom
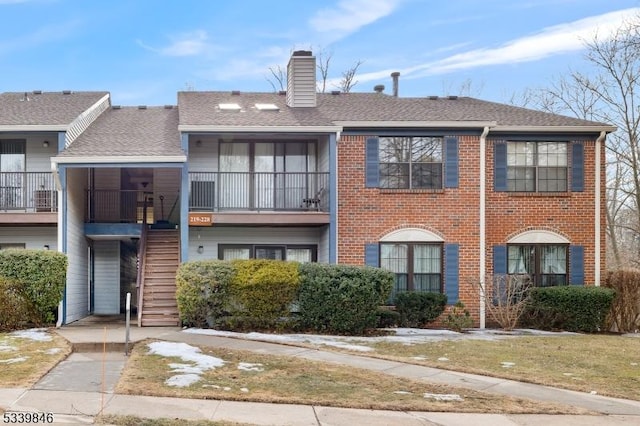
(336, 134, 606, 325)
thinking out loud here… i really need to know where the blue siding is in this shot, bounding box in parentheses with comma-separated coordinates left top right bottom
(444, 136, 459, 188)
(494, 143, 507, 191)
(570, 245, 585, 285)
(572, 143, 584, 192)
(365, 243, 379, 267)
(444, 243, 459, 304)
(365, 137, 379, 188)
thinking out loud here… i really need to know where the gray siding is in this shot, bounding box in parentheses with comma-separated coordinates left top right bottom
(64, 168, 89, 323)
(318, 225, 330, 263)
(154, 168, 181, 224)
(188, 137, 218, 172)
(93, 240, 120, 315)
(188, 227, 322, 260)
(0, 226, 57, 250)
(93, 168, 121, 222)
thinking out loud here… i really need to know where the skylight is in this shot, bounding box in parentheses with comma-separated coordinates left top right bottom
(218, 103, 241, 111)
(255, 103, 279, 111)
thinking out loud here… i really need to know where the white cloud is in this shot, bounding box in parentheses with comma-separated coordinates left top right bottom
(310, 0, 401, 35)
(424, 8, 640, 74)
(138, 30, 210, 57)
(0, 20, 81, 56)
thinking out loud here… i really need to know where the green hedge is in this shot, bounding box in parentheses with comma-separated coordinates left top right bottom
(298, 263, 393, 335)
(522, 286, 615, 332)
(394, 292, 447, 328)
(176, 260, 234, 327)
(0, 249, 67, 327)
(229, 259, 300, 324)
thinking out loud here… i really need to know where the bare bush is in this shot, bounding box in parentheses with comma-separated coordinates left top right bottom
(604, 268, 640, 332)
(480, 275, 532, 331)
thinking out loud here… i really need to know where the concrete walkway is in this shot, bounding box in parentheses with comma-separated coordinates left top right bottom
(1, 321, 639, 425)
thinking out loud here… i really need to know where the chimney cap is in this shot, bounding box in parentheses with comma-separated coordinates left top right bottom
(292, 50, 313, 57)
(391, 71, 400, 77)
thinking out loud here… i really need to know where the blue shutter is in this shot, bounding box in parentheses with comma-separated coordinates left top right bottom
(493, 246, 507, 275)
(444, 136, 459, 188)
(365, 243, 379, 267)
(570, 245, 584, 285)
(572, 143, 584, 192)
(494, 142, 507, 191)
(365, 137, 380, 188)
(444, 243, 459, 304)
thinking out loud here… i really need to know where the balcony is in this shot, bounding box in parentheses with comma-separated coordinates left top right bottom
(86, 190, 153, 224)
(189, 172, 329, 212)
(0, 172, 57, 213)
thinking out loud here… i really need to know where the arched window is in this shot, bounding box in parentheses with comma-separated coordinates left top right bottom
(507, 231, 569, 287)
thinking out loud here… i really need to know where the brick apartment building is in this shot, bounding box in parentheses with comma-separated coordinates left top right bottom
(0, 51, 614, 327)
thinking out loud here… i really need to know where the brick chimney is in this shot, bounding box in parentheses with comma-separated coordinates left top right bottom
(286, 50, 316, 108)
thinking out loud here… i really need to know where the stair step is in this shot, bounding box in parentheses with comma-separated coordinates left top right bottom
(141, 318, 180, 327)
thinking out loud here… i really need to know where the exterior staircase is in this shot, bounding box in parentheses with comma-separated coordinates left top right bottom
(139, 229, 181, 327)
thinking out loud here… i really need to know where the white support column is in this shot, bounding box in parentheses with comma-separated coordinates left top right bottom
(479, 126, 490, 329)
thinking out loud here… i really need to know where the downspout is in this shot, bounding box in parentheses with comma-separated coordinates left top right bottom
(52, 159, 64, 327)
(479, 126, 490, 329)
(595, 131, 605, 286)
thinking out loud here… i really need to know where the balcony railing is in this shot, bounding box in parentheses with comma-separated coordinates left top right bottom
(189, 172, 329, 212)
(0, 172, 57, 212)
(86, 190, 152, 223)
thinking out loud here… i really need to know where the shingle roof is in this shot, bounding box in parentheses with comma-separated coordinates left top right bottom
(0, 91, 109, 126)
(178, 91, 611, 129)
(58, 106, 183, 158)
(178, 91, 335, 127)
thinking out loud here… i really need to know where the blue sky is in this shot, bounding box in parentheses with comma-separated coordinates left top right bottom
(1, 0, 639, 106)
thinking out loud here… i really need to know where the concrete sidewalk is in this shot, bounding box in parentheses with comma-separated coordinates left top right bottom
(0, 322, 639, 425)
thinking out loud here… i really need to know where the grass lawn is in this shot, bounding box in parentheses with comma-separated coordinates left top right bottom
(117, 339, 591, 415)
(344, 333, 640, 401)
(0, 329, 71, 387)
(96, 415, 249, 426)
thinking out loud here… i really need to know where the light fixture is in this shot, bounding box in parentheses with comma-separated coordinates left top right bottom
(43, 245, 50, 250)
(43, 140, 49, 148)
(197, 245, 204, 254)
(196, 140, 202, 147)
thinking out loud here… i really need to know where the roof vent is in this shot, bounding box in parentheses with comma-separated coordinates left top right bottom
(428, 95, 439, 100)
(331, 90, 340, 95)
(373, 84, 385, 93)
(164, 105, 174, 109)
(112, 105, 122, 109)
(231, 90, 241, 95)
(62, 90, 72, 95)
(32, 90, 42, 95)
(219, 103, 241, 111)
(20, 92, 30, 102)
(138, 105, 147, 110)
(448, 95, 458, 100)
(278, 90, 286, 96)
(255, 103, 279, 111)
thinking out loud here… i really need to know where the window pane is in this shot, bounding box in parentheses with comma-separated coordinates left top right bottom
(411, 137, 442, 162)
(256, 247, 284, 260)
(507, 167, 535, 191)
(381, 244, 408, 273)
(380, 163, 409, 188)
(541, 245, 566, 274)
(507, 142, 535, 166)
(508, 245, 534, 274)
(538, 167, 567, 192)
(287, 248, 312, 263)
(414, 244, 441, 273)
(412, 163, 442, 189)
(222, 248, 250, 260)
(538, 142, 567, 167)
(413, 274, 441, 292)
(380, 137, 410, 163)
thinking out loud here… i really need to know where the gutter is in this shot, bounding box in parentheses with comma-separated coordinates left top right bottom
(595, 130, 606, 286)
(479, 126, 491, 329)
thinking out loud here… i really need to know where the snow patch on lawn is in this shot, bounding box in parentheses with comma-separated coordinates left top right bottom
(10, 329, 51, 342)
(0, 344, 17, 352)
(0, 356, 28, 364)
(238, 362, 264, 372)
(148, 341, 225, 387)
(423, 393, 464, 401)
(501, 362, 516, 368)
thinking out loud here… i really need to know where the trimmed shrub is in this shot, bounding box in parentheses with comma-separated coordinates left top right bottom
(394, 292, 447, 328)
(376, 307, 400, 328)
(298, 263, 393, 335)
(0, 277, 38, 331)
(442, 301, 473, 332)
(176, 260, 234, 327)
(0, 249, 66, 325)
(229, 259, 300, 324)
(603, 269, 640, 333)
(522, 286, 615, 332)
